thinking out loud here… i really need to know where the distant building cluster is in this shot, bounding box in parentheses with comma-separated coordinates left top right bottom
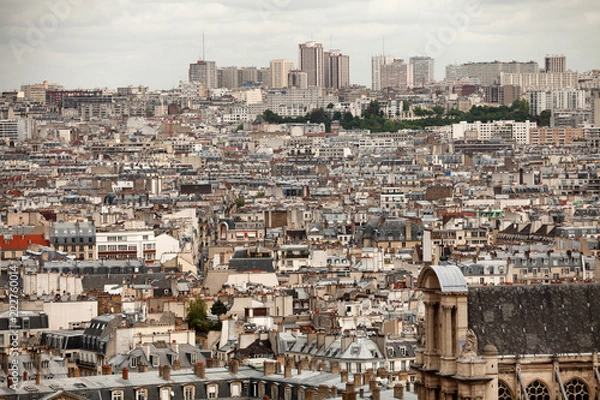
(0, 51, 599, 399)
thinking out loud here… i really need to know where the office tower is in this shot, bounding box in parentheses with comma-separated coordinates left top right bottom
(372, 55, 394, 91)
(189, 60, 217, 89)
(545, 55, 566, 73)
(410, 56, 435, 86)
(380, 59, 413, 89)
(299, 41, 324, 87)
(326, 50, 350, 89)
(288, 70, 308, 89)
(270, 59, 295, 88)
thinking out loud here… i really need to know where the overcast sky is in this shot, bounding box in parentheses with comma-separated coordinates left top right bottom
(1, 0, 599, 91)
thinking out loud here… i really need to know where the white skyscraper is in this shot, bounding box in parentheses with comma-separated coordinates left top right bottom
(410, 56, 435, 86)
(372, 55, 394, 91)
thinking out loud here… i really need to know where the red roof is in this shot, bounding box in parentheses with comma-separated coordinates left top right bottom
(0, 234, 49, 250)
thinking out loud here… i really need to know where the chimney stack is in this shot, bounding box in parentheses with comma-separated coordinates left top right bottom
(354, 373, 362, 387)
(284, 362, 292, 378)
(173, 359, 181, 371)
(341, 369, 348, 383)
(264, 361, 276, 376)
(162, 365, 171, 381)
(229, 359, 239, 374)
(122, 367, 129, 380)
(394, 384, 404, 399)
(102, 364, 113, 375)
(36, 372, 41, 385)
(372, 386, 381, 400)
(195, 362, 206, 378)
(138, 362, 147, 373)
(73, 367, 80, 378)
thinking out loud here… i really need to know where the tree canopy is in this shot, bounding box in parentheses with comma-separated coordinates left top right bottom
(186, 297, 220, 334)
(210, 299, 228, 317)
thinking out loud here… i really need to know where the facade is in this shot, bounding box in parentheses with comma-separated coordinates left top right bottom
(451, 120, 537, 145)
(95, 229, 156, 262)
(287, 70, 308, 89)
(500, 71, 579, 90)
(372, 55, 394, 91)
(189, 60, 217, 89)
(410, 56, 435, 86)
(50, 221, 96, 260)
(325, 50, 350, 89)
(446, 61, 538, 85)
(299, 41, 325, 87)
(545, 54, 566, 73)
(414, 265, 600, 400)
(270, 59, 295, 89)
(381, 59, 414, 89)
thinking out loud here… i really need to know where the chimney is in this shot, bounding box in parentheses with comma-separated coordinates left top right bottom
(330, 360, 340, 374)
(346, 381, 355, 393)
(310, 357, 319, 371)
(102, 364, 113, 375)
(341, 369, 349, 382)
(369, 379, 377, 391)
(162, 364, 171, 380)
(406, 381, 411, 392)
(23, 371, 28, 381)
(171, 340, 179, 355)
(122, 367, 129, 380)
(229, 359, 239, 374)
(331, 386, 338, 397)
(354, 373, 362, 387)
(7, 376, 12, 388)
(173, 359, 181, 371)
(394, 384, 404, 399)
(73, 367, 80, 378)
(264, 361, 276, 376)
(138, 362, 147, 373)
(341, 335, 353, 353)
(318, 385, 329, 400)
(35, 372, 41, 385)
(372, 386, 381, 400)
(284, 362, 292, 378)
(405, 220, 412, 241)
(195, 362, 206, 378)
(297, 360, 302, 375)
(359, 388, 364, 398)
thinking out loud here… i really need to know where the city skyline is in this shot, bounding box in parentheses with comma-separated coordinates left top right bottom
(1, 0, 599, 91)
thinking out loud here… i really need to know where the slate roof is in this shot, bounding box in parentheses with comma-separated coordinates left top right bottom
(468, 283, 600, 356)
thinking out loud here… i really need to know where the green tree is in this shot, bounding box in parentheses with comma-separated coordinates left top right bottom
(432, 105, 445, 116)
(211, 299, 228, 317)
(538, 109, 552, 127)
(402, 100, 410, 112)
(326, 102, 334, 109)
(186, 297, 212, 334)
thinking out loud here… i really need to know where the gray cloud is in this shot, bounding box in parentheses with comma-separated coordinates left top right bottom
(0, 0, 598, 90)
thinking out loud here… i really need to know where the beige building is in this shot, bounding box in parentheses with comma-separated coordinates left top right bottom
(270, 59, 295, 89)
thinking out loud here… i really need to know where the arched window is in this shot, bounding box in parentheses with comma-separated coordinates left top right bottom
(207, 383, 219, 399)
(271, 383, 279, 400)
(526, 380, 550, 400)
(565, 378, 589, 400)
(284, 385, 293, 400)
(230, 382, 241, 397)
(498, 380, 513, 400)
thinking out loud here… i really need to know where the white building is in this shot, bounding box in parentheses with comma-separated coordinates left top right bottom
(451, 120, 537, 144)
(96, 230, 156, 262)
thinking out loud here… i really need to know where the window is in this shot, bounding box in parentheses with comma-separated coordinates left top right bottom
(136, 389, 147, 400)
(208, 384, 218, 399)
(564, 378, 589, 400)
(184, 386, 195, 400)
(160, 387, 171, 400)
(526, 380, 550, 400)
(111, 390, 124, 400)
(231, 382, 241, 397)
(131, 357, 138, 368)
(23, 318, 30, 330)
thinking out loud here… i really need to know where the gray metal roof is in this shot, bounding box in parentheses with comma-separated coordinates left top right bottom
(428, 265, 468, 293)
